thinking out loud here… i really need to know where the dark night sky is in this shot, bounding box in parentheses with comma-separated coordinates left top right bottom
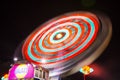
(1, 0, 120, 80)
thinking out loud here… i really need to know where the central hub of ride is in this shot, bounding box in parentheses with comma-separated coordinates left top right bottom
(54, 32, 66, 40)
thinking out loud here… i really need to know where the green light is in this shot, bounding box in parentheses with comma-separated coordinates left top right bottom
(81, 0, 96, 7)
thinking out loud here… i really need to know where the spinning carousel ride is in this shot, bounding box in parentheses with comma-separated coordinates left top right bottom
(12, 11, 112, 80)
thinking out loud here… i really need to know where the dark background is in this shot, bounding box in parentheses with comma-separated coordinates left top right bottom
(1, 0, 120, 80)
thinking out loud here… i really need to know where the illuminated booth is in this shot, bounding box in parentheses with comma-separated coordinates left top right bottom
(8, 61, 49, 80)
(34, 66, 49, 80)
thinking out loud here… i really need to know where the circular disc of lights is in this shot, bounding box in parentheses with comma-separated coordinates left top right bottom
(22, 11, 112, 77)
